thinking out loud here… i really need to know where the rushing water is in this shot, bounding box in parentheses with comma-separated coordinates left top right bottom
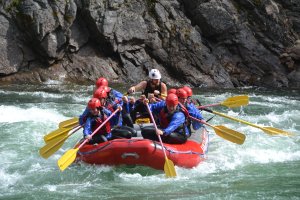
(0, 83, 299, 200)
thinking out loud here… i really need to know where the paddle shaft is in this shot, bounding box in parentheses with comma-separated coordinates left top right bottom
(189, 116, 211, 128)
(198, 103, 220, 109)
(77, 108, 120, 149)
(145, 103, 168, 159)
(202, 108, 262, 129)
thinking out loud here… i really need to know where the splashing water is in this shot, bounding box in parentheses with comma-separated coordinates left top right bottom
(0, 85, 299, 199)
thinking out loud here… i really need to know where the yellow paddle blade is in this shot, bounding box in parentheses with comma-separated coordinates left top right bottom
(59, 117, 79, 128)
(39, 135, 68, 159)
(44, 128, 70, 143)
(261, 127, 294, 136)
(221, 95, 249, 108)
(57, 148, 79, 171)
(214, 125, 246, 145)
(164, 157, 177, 178)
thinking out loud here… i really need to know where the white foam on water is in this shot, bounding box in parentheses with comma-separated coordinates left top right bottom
(251, 94, 299, 105)
(45, 185, 57, 192)
(0, 169, 22, 189)
(0, 105, 67, 123)
(0, 90, 64, 99)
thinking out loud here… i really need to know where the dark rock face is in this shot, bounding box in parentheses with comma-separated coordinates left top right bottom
(0, 0, 299, 88)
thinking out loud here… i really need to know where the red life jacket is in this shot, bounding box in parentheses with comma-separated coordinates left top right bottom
(159, 106, 186, 133)
(92, 112, 111, 135)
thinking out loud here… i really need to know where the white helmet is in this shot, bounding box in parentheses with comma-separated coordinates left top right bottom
(149, 69, 161, 79)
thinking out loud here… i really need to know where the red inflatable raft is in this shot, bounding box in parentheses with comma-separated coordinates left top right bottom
(76, 127, 209, 170)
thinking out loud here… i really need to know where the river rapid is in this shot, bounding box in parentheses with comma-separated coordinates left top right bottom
(0, 84, 299, 200)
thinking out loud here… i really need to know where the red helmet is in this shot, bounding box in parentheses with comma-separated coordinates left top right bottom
(88, 98, 101, 109)
(167, 88, 177, 95)
(96, 77, 108, 88)
(93, 88, 108, 99)
(98, 86, 110, 93)
(182, 86, 193, 97)
(176, 88, 188, 99)
(166, 93, 178, 106)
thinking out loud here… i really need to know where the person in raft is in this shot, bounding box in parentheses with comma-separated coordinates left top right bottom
(127, 68, 167, 99)
(95, 77, 123, 102)
(176, 88, 204, 134)
(127, 69, 167, 122)
(93, 88, 136, 138)
(141, 93, 190, 144)
(83, 98, 115, 144)
(121, 96, 136, 128)
(80, 77, 123, 127)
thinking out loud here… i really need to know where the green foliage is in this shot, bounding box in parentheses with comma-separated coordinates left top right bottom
(5, 0, 22, 12)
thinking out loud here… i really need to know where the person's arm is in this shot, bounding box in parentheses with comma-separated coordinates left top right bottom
(160, 82, 167, 100)
(79, 107, 89, 126)
(128, 81, 147, 94)
(83, 117, 93, 139)
(188, 104, 204, 130)
(189, 104, 204, 120)
(162, 112, 185, 135)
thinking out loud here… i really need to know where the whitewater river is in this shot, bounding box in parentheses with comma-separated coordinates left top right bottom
(0, 84, 299, 200)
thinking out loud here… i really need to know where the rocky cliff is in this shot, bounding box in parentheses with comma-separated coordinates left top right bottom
(0, 0, 299, 88)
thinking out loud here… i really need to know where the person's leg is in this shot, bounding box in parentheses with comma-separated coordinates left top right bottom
(122, 113, 134, 128)
(111, 126, 135, 139)
(88, 134, 107, 144)
(161, 132, 187, 144)
(141, 125, 159, 141)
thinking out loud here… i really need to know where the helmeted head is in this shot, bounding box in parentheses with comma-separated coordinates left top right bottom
(88, 98, 101, 109)
(182, 86, 193, 97)
(95, 77, 108, 88)
(98, 86, 110, 93)
(167, 88, 177, 95)
(149, 69, 161, 80)
(93, 88, 108, 99)
(166, 93, 178, 113)
(176, 88, 188, 104)
(176, 88, 188, 99)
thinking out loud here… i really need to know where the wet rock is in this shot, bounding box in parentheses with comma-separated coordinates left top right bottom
(0, 0, 299, 88)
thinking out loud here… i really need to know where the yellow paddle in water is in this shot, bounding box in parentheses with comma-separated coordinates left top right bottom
(43, 118, 79, 143)
(44, 125, 80, 143)
(57, 108, 121, 171)
(178, 102, 246, 145)
(145, 102, 177, 178)
(40, 125, 82, 159)
(198, 95, 249, 109)
(59, 117, 79, 128)
(189, 116, 246, 144)
(202, 109, 293, 136)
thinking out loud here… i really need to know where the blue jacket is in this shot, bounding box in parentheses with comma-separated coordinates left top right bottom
(109, 89, 123, 101)
(185, 102, 204, 130)
(122, 101, 135, 114)
(79, 107, 111, 126)
(149, 101, 189, 136)
(83, 109, 112, 139)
